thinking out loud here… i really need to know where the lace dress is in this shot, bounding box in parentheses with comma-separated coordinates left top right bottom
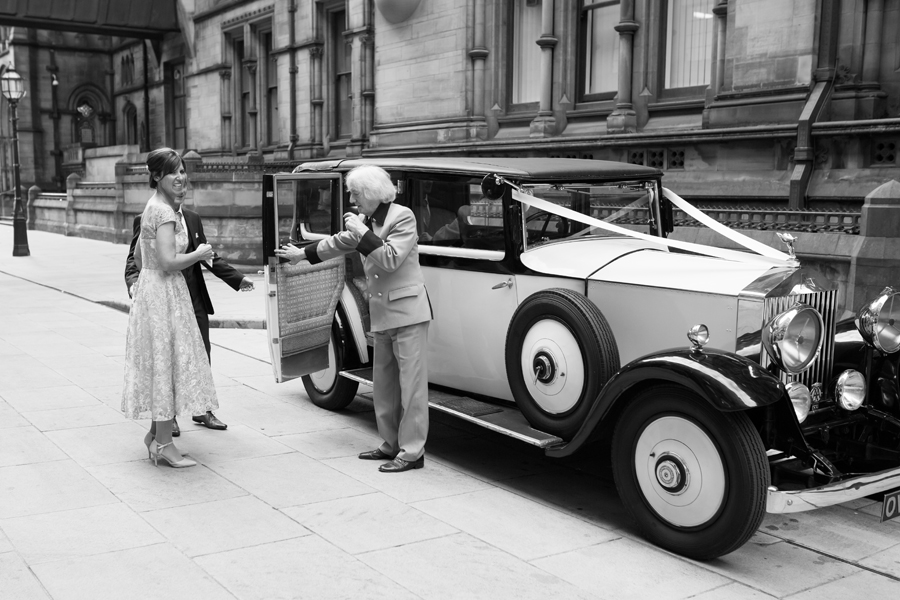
(121, 200, 219, 420)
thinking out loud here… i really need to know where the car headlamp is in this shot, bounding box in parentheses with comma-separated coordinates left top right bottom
(761, 304, 824, 374)
(856, 287, 900, 354)
(785, 381, 811, 423)
(835, 370, 866, 411)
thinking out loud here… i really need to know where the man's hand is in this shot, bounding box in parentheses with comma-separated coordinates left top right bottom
(274, 243, 306, 265)
(128, 283, 135, 299)
(239, 277, 255, 292)
(343, 212, 368, 237)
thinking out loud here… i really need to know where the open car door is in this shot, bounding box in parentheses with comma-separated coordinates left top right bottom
(262, 172, 345, 382)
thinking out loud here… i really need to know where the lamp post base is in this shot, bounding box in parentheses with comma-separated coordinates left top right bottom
(12, 217, 29, 256)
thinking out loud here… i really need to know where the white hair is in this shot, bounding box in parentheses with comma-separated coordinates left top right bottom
(345, 165, 396, 204)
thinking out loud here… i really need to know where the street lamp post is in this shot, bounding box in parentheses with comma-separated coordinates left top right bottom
(1, 67, 28, 256)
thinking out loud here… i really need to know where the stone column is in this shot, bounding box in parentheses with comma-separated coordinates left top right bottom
(220, 69, 233, 153)
(712, 0, 727, 94)
(530, 0, 557, 137)
(310, 46, 324, 152)
(607, 0, 638, 134)
(848, 180, 900, 311)
(469, 0, 488, 119)
(245, 60, 259, 156)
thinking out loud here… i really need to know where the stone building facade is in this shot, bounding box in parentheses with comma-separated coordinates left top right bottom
(3, 0, 900, 210)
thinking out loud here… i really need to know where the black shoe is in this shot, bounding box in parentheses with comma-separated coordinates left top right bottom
(172, 418, 180, 437)
(192, 411, 227, 430)
(379, 456, 424, 473)
(358, 448, 394, 460)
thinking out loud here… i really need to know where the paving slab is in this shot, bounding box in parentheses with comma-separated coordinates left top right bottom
(0, 503, 164, 565)
(412, 486, 618, 561)
(196, 536, 422, 600)
(0, 460, 118, 519)
(142, 495, 311, 558)
(359, 532, 597, 600)
(31, 543, 235, 600)
(0, 552, 52, 600)
(283, 491, 458, 555)
(532, 537, 731, 600)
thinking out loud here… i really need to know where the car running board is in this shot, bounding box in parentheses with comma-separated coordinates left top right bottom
(339, 368, 564, 449)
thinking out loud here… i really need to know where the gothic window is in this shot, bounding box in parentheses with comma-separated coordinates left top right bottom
(661, 0, 714, 97)
(509, 0, 542, 106)
(579, 1, 619, 102)
(75, 99, 96, 145)
(165, 62, 187, 149)
(123, 101, 138, 145)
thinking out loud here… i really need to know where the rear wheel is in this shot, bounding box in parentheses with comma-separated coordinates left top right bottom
(301, 319, 359, 410)
(611, 385, 768, 560)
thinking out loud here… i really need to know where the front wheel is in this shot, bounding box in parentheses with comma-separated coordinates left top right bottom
(611, 385, 768, 560)
(301, 320, 359, 411)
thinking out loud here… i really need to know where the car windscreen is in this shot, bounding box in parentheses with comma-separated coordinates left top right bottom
(520, 181, 657, 249)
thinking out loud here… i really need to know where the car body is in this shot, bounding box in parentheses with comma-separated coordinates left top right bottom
(260, 157, 900, 560)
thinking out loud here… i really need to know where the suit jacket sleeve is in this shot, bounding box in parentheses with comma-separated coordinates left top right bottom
(124, 216, 141, 291)
(191, 212, 246, 291)
(355, 206, 417, 273)
(305, 229, 363, 264)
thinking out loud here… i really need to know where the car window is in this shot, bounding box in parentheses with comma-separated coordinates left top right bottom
(400, 176, 505, 254)
(275, 178, 339, 244)
(521, 181, 656, 249)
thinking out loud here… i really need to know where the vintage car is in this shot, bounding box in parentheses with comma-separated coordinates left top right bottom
(259, 157, 900, 560)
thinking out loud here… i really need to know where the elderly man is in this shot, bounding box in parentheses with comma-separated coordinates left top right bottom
(275, 165, 432, 473)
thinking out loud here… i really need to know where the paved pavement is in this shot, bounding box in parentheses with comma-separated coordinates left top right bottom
(2, 224, 900, 599)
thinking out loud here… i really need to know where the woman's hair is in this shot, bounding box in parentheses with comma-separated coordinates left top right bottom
(345, 165, 396, 204)
(146, 147, 183, 189)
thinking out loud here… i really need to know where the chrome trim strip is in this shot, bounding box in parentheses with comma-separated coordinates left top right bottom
(766, 467, 900, 513)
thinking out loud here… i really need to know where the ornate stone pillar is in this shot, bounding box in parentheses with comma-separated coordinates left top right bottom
(607, 0, 637, 134)
(712, 0, 727, 94)
(219, 69, 233, 153)
(529, 0, 556, 137)
(309, 46, 324, 150)
(469, 0, 487, 119)
(244, 60, 259, 154)
(361, 33, 375, 144)
(861, 0, 884, 84)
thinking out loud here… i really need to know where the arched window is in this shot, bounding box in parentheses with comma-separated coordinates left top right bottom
(75, 99, 96, 145)
(123, 101, 138, 145)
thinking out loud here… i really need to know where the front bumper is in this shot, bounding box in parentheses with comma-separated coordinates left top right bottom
(766, 466, 900, 513)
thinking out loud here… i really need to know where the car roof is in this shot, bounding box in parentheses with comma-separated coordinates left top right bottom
(295, 157, 662, 181)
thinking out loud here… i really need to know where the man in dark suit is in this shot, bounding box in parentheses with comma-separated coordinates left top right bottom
(126, 207, 253, 435)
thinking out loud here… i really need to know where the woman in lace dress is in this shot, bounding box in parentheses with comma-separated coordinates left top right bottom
(122, 148, 219, 468)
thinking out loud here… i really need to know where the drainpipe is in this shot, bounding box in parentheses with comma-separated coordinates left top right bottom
(788, 0, 840, 209)
(287, 0, 298, 160)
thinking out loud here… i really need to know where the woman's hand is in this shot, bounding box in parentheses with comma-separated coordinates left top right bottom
(274, 243, 306, 264)
(195, 243, 215, 263)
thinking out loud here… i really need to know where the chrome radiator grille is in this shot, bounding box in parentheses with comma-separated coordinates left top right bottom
(760, 289, 839, 388)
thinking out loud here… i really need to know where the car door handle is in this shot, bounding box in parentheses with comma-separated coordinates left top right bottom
(492, 278, 513, 290)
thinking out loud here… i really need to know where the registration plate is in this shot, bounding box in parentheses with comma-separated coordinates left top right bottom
(881, 489, 900, 522)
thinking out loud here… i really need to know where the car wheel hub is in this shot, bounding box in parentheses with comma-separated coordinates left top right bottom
(654, 452, 689, 495)
(634, 416, 725, 527)
(532, 352, 557, 384)
(520, 319, 586, 414)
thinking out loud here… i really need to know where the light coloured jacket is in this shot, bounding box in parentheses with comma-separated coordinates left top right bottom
(306, 201, 432, 332)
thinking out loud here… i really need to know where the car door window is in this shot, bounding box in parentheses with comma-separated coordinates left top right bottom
(275, 178, 340, 244)
(400, 176, 505, 259)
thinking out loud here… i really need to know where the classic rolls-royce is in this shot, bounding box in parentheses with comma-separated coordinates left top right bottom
(260, 157, 900, 560)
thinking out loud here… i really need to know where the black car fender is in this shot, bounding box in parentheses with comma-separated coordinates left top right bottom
(545, 347, 786, 457)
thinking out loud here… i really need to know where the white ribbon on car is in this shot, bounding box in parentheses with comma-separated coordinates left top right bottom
(509, 186, 793, 267)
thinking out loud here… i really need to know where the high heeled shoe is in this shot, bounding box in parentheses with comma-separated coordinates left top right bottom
(144, 432, 187, 457)
(149, 441, 197, 468)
